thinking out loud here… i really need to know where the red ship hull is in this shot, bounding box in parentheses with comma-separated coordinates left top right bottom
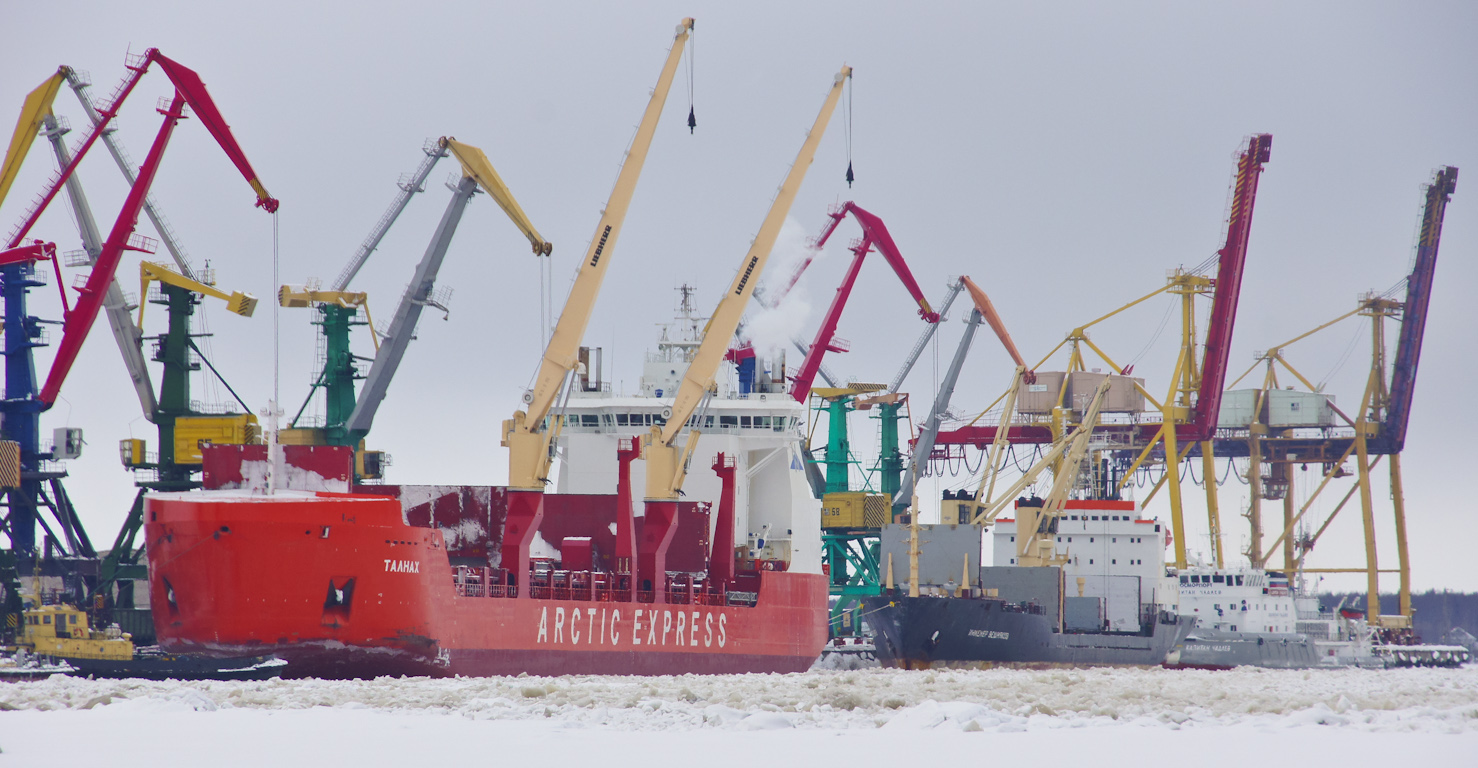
(144, 491, 828, 678)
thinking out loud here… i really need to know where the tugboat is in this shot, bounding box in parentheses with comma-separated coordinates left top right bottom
(17, 603, 283, 680)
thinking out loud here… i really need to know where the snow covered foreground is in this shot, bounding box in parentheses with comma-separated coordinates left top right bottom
(3, 666, 1476, 766)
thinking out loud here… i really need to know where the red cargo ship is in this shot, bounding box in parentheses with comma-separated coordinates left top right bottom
(145, 446, 828, 677)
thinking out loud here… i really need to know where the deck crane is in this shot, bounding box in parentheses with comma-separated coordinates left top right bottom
(972, 377, 1112, 567)
(789, 202, 939, 403)
(498, 19, 694, 593)
(0, 52, 275, 584)
(635, 64, 852, 599)
(343, 139, 550, 437)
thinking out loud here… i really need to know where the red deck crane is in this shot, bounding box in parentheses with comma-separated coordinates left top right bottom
(788, 202, 940, 402)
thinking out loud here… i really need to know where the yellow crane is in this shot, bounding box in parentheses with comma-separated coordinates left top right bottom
(498, 19, 694, 591)
(0, 71, 65, 210)
(137, 261, 257, 326)
(633, 65, 852, 599)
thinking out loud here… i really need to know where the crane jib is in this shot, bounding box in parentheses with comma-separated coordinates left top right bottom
(734, 255, 760, 296)
(589, 225, 613, 268)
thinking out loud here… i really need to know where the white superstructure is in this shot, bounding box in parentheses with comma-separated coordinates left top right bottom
(553, 288, 821, 574)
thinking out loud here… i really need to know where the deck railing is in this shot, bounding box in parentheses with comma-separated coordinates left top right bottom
(453, 565, 758, 607)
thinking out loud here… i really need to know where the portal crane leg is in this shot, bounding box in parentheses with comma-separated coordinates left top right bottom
(1390, 453, 1411, 618)
(1200, 441, 1223, 568)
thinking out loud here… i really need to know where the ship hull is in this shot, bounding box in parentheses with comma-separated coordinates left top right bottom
(862, 595, 1193, 669)
(144, 492, 827, 678)
(1164, 629, 1324, 670)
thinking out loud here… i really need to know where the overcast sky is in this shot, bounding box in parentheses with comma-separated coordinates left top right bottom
(3, 1, 1475, 591)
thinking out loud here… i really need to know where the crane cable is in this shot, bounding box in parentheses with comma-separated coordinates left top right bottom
(844, 75, 854, 187)
(686, 28, 696, 133)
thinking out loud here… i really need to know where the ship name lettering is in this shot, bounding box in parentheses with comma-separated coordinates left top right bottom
(536, 607, 724, 648)
(589, 225, 612, 268)
(967, 629, 1010, 640)
(383, 559, 420, 574)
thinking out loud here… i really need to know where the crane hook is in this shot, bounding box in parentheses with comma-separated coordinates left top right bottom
(845, 161, 854, 188)
(687, 106, 696, 134)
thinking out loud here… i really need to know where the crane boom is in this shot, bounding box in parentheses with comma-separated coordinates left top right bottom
(503, 18, 694, 491)
(1186, 133, 1270, 440)
(644, 64, 853, 501)
(9, 49, 277, 251)
(41, 114, 159, 418)
(894, 308, 982, 508)
(789, 202, 940, 402)
(63, 66, 196, 278)
(39, 52, 277, 406)
(890, 279, 965, 393)
(333, 139, 449, 291)
(1380, 165, 1457, 453)
(661, 66, 852, 451)
(344, 176, 478, 436)
(0, 71, 64, 210)
(343, 138, 549, 438)
(137, 262, 257, 325)
(445, 139, 551, 255)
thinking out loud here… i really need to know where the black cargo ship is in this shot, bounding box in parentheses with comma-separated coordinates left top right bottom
(863, 579, 1192, 669)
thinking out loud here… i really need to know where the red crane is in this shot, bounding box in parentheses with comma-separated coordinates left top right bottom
(788, 202, 940, 402)
(4, 49, 277, 407)
(1185, 133, 1272, 442)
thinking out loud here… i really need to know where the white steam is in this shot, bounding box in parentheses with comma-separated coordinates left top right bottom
(742, 217, 826, 361)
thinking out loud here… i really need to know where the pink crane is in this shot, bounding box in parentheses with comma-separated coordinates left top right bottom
(788, 202, 940, 402)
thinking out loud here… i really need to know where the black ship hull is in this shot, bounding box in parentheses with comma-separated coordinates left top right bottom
(61, 649, 286, 681)
(862, 594, 1193, 669)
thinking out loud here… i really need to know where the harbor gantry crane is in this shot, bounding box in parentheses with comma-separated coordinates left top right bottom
(283, 138, 548, 465)
(636, 64, 852, 600)
(499, 19, 694, 594)
(0, 51, 276, 610)
(929, 134, 1271, 572)
(1218, 165, 1457, 630)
